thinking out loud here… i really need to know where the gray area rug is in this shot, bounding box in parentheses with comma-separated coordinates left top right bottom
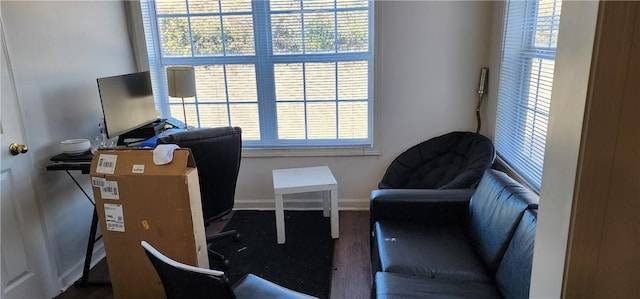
(211, 210, 334, 299)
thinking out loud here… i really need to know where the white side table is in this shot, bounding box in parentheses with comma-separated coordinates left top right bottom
(272, 166, 339, 244)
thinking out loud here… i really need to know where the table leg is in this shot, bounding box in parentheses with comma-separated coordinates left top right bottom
(275, 193, 286, 244)
(74, 206, 110, 287)
(330, 188, 339, 239)
(64, 170, 110, 287)
(322, 190, 330, 217)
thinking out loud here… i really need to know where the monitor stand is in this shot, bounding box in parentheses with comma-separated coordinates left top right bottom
(117, 119, 166, 146)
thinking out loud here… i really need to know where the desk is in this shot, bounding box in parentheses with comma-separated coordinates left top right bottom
(46, 153, 109, 287)
(272, 166, 339, 244)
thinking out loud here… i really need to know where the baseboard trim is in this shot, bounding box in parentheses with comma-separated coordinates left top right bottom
(234, 198, 369, 211)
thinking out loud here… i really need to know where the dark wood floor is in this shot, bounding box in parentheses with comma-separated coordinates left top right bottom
(54, 210, 371, 299)
(330, 211, 372, 299)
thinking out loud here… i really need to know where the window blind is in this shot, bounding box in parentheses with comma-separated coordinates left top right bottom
(139, 0, 374, 148)
(495, 0, 562, 191)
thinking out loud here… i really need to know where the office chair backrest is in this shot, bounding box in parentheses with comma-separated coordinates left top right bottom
(157, 127, 242, 224)
(379, 131, 495, 189)
(141, 241, 237, 299)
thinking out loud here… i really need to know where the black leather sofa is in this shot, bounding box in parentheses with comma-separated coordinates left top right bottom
(370, 169, 539, 298)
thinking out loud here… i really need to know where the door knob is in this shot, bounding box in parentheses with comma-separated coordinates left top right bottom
(9, 143, 28, 155)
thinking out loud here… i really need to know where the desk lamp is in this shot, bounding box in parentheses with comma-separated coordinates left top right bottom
(166, 66, 196, 129)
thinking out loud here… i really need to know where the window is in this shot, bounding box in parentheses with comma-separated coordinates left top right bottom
(140, 0, 374, 148)
(495, 0, 562, 191)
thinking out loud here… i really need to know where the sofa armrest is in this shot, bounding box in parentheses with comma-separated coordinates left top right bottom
(369, 189, 475, 230)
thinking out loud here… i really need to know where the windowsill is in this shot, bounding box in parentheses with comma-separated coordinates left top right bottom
(242, 146, 380, 158)
(493, 156, 541, 195)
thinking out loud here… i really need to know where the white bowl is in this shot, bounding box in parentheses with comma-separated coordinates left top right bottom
(61, 139, 91, 156)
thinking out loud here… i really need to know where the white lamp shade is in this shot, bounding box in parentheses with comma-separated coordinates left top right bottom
(166, 66, 196, 98)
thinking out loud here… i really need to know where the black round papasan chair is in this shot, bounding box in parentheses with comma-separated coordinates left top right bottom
(378, 131, 496, 190)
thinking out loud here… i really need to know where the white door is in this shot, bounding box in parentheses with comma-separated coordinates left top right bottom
(1, 18, 57, 299)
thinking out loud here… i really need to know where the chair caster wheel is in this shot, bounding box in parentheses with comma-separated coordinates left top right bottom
(233, 233, 241, 241)
(222, 259, 231, 268)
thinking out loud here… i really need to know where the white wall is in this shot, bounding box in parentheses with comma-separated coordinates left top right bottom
(530, 1, 599, 298)
(483, 1, 504, 139)
(1, 0, 137, 289)
(235, 0, 493, 209)
(2, 0, 492, 291)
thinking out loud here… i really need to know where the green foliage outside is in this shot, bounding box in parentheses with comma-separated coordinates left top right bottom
(159, 10, 368, 56)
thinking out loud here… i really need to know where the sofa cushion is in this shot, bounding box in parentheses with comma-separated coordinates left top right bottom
(495, 209, 537, 299)
(375, 272, 501, 299)
(467, 170, 539, 272)
(374, 221, 491, 281)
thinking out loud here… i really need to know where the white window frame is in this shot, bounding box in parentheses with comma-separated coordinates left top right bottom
(138, 0, 375, 153)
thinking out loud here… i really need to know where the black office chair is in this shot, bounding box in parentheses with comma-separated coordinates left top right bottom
(141, 241, 317, 299)
(379, 131, 495, 189)
(157, 127, 242, 267)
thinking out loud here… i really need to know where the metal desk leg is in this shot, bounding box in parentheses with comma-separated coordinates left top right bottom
(73, 207, 110, 287)
(65, 170, 110, 287)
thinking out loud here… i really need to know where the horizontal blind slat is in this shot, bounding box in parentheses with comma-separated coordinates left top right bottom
(495, 0, 562, 191)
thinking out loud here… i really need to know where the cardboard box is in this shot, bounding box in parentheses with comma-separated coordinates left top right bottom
(90, 148, 208, 299)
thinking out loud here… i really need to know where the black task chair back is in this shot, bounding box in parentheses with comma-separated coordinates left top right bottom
(157, 127, 242, 224)
(157, 127, 242, 267)
(379, 131, 495, 189)
(141, 241, 236, 299)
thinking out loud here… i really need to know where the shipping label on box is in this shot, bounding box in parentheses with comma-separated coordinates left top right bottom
(95, 154, 117, 174)
(92, 177, 120, 200)
(104, 203, 125, 232)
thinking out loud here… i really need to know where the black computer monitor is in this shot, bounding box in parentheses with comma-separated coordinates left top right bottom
(97, 71, 160, 143)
